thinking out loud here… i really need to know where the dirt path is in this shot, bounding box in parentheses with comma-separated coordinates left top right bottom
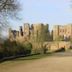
(1, 56, 72, 72)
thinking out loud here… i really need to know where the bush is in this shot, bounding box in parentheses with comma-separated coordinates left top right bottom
(0, 40, 33, 59)
(22, 42, 32, 55)
(0, 47, 4, 59)
(2, 40, 17, 57)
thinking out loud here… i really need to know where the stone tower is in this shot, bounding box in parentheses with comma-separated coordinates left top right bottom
(65, 24, 72, 39)
(53, 25, 59, 40)
(44, 24, 50, 41)
(30, 23, 50, 42)
(9, 28, 19, 41)
(23, 23, 30, 40)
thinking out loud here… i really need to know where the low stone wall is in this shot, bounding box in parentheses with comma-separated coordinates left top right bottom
(44, 41, 72, 52)
(16, 41, 72, 53)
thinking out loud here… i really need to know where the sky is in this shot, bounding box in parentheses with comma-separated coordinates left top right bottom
(10, 0, 72, 31)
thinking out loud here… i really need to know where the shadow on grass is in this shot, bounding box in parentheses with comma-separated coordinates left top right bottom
(0, 53, 52, 63)
(12, 53, 52, 61)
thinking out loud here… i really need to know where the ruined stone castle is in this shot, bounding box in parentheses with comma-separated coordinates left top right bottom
(9, 23, 51, 42)
(9, 23, 72, 52)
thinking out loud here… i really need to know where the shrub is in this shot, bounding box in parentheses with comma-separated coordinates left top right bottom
(22, 42, 32, 55)
(1, 40, 33, 59)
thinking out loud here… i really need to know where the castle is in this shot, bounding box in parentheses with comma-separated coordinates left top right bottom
(9, 23, 51, 42)
(9, 23, 72, 52)
(53, 24, 72, 41)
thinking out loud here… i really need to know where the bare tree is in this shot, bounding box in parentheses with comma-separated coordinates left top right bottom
(0, 0, 20, 30)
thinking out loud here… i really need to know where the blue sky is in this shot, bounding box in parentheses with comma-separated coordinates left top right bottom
(11, 0, 72, 30)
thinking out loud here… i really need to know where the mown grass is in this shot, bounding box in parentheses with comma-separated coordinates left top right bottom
(14, 53, 52, 61)
(0, 53, 52, 69)
(0, 53, 52, 64)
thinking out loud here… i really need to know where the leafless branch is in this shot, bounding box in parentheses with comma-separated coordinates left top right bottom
(0, 0, 20, 30)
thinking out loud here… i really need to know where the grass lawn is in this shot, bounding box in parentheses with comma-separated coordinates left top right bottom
(0, 53, 52, 64)
(14, 53, 51, 60)
(0, 53, 52, 71)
